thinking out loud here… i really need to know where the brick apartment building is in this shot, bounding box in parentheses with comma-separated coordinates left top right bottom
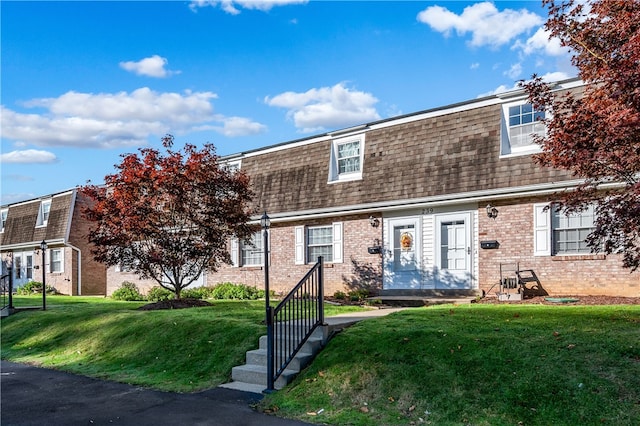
(109, 77, 638, 298)
(1, 189, 106, 295)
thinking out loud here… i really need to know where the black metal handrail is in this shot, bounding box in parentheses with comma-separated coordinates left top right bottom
(1, 270, 13, 312)
(266, 256, 324, 391)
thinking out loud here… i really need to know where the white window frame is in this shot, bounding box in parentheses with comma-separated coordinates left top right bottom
(501, 100, 545, 157)
(36, 199, 52, 227)
(231, 231, 267, 267)
(221, 159, 241, 173)
(0, 209, 7, 233)
(49, 248, 64, 273)
(328, 135, 365, 183)
(294, 223, 343, 265)
(533, 203, 597, 256)
(240, 231, 265, 267)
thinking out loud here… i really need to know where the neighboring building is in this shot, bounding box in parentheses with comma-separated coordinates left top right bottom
(0, 189, 106, 295)
(105, 77, 638, 298)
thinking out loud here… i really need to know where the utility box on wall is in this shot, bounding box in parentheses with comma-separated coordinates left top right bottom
(480, 240, 500, 249)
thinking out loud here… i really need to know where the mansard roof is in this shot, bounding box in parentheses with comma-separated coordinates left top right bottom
(232, 78, 582, 218)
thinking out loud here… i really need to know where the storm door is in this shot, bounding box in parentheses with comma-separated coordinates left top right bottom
(435, 213, 472, 288)
(384, 217, 421, 289)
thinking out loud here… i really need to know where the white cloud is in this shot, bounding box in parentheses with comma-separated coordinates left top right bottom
(417, 2, 543, 48)
(265, 83, 380, 133)
(0, 149, 58, 164)
(505, 63, 523, 80)
(1, 192, 36, 205)
(190, 0, 307, 14)
(470, 62, 480, 70)
(1, 88, 267, 148)
(514, 28, 569, 57)
(119, 55, 179, 78)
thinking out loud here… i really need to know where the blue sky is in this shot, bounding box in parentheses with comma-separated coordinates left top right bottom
(1, 1, 575, 205)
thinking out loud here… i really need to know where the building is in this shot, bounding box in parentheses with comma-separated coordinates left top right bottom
(104, 77, 637, 298)
(1, 189, 106, 295)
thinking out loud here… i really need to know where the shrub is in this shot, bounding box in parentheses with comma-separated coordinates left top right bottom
(16, 281, 56, 295)
(210, 282, 265, 300)
(146, 286, 173, 302)
(333, 291, 347, 300)
(348, 289, 369, 302)
(112, 282, 144, 301)
(180, 286, 209, 300)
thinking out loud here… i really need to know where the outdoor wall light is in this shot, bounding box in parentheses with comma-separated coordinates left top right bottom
(40, 240, 48, 311)
(260, 211, 271, 230)
(486, 204, 499, 219)
(369, 215, 380, 228)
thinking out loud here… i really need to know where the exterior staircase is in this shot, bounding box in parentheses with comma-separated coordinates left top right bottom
(219, 308, 406, 394)
(221, 324, 332, 393)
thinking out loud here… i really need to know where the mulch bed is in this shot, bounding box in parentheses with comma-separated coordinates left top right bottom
(475, 295, 640, 305)
(137, 298, 213, 310)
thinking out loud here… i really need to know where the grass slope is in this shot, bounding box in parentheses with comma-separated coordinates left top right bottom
(1, 296, 362, 392)
(3, 297, 639, 425)
(260, 304, 640, 426)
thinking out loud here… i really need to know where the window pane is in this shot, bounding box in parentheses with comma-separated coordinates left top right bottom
(241, 232, 264, 266)
(307, 227, 333, 262)
(552, 207, 596, 255)
(337, 141, 360, 174)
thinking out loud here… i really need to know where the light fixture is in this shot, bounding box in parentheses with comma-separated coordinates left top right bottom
(39, 240, 48, 311)
(369, 215, 380, 228)
(486, 204, 499, 219)
(260, 211, 270, 230)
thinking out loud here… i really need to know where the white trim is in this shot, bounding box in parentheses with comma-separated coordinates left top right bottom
(230, 237, 239, 267)
(533, 203, 552, 256)
(332, 222, 343, 264)
(294, 226, 305, 265)
(328, 134, 365, 183)
(255, 180, 623, 225)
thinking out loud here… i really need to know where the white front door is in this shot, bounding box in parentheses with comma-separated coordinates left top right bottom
(13, 251, 35, 288)
(384, 217, 422, 289)
(435, 213, 472, 288)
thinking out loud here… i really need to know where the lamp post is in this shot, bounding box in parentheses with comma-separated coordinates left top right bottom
(261, 211, 274, 392)
(40, 240, 47, 311)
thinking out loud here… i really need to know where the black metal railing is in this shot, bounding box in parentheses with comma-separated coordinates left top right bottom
(1, 269, 13, 313)
(266, 256, 324, 391)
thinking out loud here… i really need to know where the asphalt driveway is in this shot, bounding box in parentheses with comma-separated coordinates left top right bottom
(1, 361, 312, 426)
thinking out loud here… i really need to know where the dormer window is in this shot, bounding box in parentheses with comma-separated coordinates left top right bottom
(1, 209, 7, 233)
(328, 134, 365, 183)
(222, 159, 241, 173)
(36, 199, 51, 227)
(501, 101, 546, 156)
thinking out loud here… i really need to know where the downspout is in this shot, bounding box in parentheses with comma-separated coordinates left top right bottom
(67, 243, 82, 296)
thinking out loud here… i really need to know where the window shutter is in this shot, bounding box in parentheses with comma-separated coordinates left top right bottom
(332, 222, 343, 264)
(533, 204, 551, 256)
(231, 238, 239, 266)
(294, 226, 305, 265)
(45, 250, 51, 273)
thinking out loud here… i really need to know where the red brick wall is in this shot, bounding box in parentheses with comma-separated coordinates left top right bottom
(210, 214, 383, 296)
(478, 198, 639, 297)
(68, 193, 107, 295)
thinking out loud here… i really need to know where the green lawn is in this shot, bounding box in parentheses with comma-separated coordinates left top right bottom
(2, 296, 639, 425)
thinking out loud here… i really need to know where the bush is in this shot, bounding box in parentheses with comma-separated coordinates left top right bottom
(112, 282, 145, 301)
(180, 286, 211, 300)
(146, 286, 173, 302)
(210, 282, 265, 300)
(16, 281, 56, 295)
(333, 291, 347, 300)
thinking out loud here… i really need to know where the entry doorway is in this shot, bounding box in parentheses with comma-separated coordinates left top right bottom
(435, 213, 472, 288)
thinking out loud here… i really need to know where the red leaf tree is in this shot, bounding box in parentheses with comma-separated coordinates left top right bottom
(81, 135, 255, 298)
(523, 0, 640, 270)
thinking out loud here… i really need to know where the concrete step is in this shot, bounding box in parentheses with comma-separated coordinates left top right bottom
(231, 363, 298, 390)
(246, 348, 315, 371)
(258, 334, 324, 353)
